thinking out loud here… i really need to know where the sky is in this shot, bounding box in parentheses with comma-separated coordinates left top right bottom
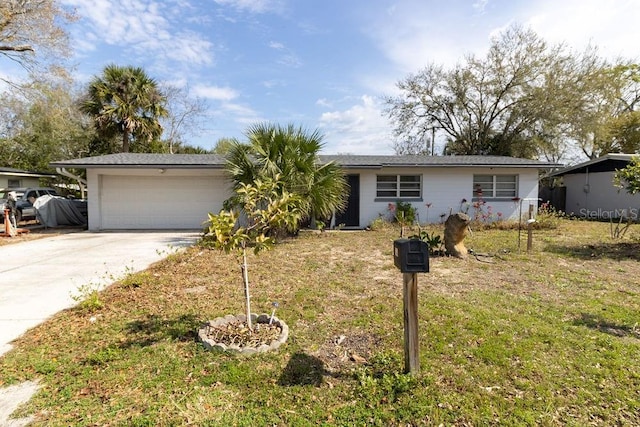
(21, 0, 640, 154)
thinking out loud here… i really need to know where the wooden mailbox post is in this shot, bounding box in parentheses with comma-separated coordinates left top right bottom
(393, 239, 429, 375)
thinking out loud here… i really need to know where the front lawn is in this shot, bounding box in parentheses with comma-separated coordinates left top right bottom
(2, 220, 640, 425)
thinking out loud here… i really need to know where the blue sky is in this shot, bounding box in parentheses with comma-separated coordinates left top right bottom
(21, 0, 640, 153)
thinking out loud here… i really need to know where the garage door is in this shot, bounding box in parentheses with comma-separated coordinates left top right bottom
(101, 175, 229, 229)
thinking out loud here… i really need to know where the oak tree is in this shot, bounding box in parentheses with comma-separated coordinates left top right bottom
(614, 156, 640, 194)
(385, 25, 638, 162)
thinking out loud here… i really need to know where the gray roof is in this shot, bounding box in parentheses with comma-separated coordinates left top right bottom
(321, 155, 559, 169)
(50, 153, 228, 168)
(0, 167, 57, 178)
(51, 153, 559, 169)
(549, 153, 636, 176)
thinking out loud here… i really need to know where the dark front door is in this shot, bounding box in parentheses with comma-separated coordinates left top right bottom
(335, 174, 360, 227)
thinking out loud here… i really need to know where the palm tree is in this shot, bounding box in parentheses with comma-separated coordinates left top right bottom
(80, 65, 167, 153)
(225, 123, 348, 227)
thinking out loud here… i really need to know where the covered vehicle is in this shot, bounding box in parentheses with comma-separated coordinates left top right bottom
(33, 194, 87, 227)
(1, 187, 87, 225)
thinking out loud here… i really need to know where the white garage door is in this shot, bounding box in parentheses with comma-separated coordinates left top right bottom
(101, 175, 228, 229)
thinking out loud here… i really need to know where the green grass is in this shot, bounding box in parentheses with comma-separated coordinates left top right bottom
(2, 220, 640, 425)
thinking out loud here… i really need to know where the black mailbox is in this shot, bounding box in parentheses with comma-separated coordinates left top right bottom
(394, 238, 429, 273)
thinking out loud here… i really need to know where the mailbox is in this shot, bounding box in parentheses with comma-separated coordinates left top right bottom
(394, 238, 429, 273)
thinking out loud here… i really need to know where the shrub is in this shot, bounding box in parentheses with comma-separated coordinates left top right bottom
(389, 201, 416, 225)
(533, 202, 566, 229)
(410, 230, 445, 255)
(70, 282, 104, 312)
(369, 215, 391, 231)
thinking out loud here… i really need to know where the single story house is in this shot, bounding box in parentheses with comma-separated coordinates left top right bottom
(549, 153, 639, 220)
(0, 167, 57, 189)
(50, 153, 558, 231)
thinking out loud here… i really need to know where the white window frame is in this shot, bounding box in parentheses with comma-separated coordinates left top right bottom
(473, 174, 518, 199)
(376, 175, 422, 199)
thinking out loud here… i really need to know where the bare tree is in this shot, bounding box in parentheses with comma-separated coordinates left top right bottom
(160, 84, 208, 153)
(0, 0, 75, 82)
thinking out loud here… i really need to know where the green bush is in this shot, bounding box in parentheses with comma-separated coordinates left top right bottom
(410, 230, 444, 255)
(392, 201, 416, 225)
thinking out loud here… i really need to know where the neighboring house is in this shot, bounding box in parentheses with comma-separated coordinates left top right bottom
(50, 153, 558, 231)
(0, 167, 56, 189)
(549, 153, 639, 220)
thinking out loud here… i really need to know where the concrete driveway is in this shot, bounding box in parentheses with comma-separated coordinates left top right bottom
(0, 230, 200, 357)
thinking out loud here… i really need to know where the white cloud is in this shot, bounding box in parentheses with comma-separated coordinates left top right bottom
(266, 41, 301, 68)
(520, 0, 640, 60)
(213, 0, 283, 14)
(194, 87, 263, 128)
(162, 31, 215, 65)
(61, 0, 214, 65)
(361, 0, 640, 76)
(262, 79, 284, 89)
(316, 98, 332, 108)
(360, 1, 492, 73)
(473, 0, 489, 13)
(318, 95, 394, 155)
(219, 102, 265, 127)
(276, 53, 302, 68)
(192, 84, 238, 101)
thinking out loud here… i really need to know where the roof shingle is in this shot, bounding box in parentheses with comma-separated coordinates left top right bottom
(51, 153, 559, 169)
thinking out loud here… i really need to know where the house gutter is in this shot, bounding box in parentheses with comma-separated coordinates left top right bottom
(56, 167, 88, 199)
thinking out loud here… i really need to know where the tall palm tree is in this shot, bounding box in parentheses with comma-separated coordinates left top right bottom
(80, 65, 167, 153)
(225, 123, 348, 226)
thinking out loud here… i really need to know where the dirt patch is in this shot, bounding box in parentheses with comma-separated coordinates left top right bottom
(314, 333, 382, 372)
(0, 224, 85, 246)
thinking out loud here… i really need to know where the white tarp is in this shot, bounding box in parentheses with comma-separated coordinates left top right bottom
(33, 195, 87, 227)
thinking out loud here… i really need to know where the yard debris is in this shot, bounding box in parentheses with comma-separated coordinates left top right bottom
(200, 319, 282, 348)
(315, 333, 381, 372)
(349, 353, 368, 364)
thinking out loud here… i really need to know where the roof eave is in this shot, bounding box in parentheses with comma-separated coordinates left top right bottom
(549, 153, 635, 177)
(339, 163, 557, 169)
(50, 162, 226, 169)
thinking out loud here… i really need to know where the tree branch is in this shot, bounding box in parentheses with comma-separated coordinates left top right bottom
(0, 45, 34, 52)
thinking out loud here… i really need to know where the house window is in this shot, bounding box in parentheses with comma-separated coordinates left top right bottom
(473, 175, 518, 199)
(376, 175, 422, 199)
(8, 179, 21, 188)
